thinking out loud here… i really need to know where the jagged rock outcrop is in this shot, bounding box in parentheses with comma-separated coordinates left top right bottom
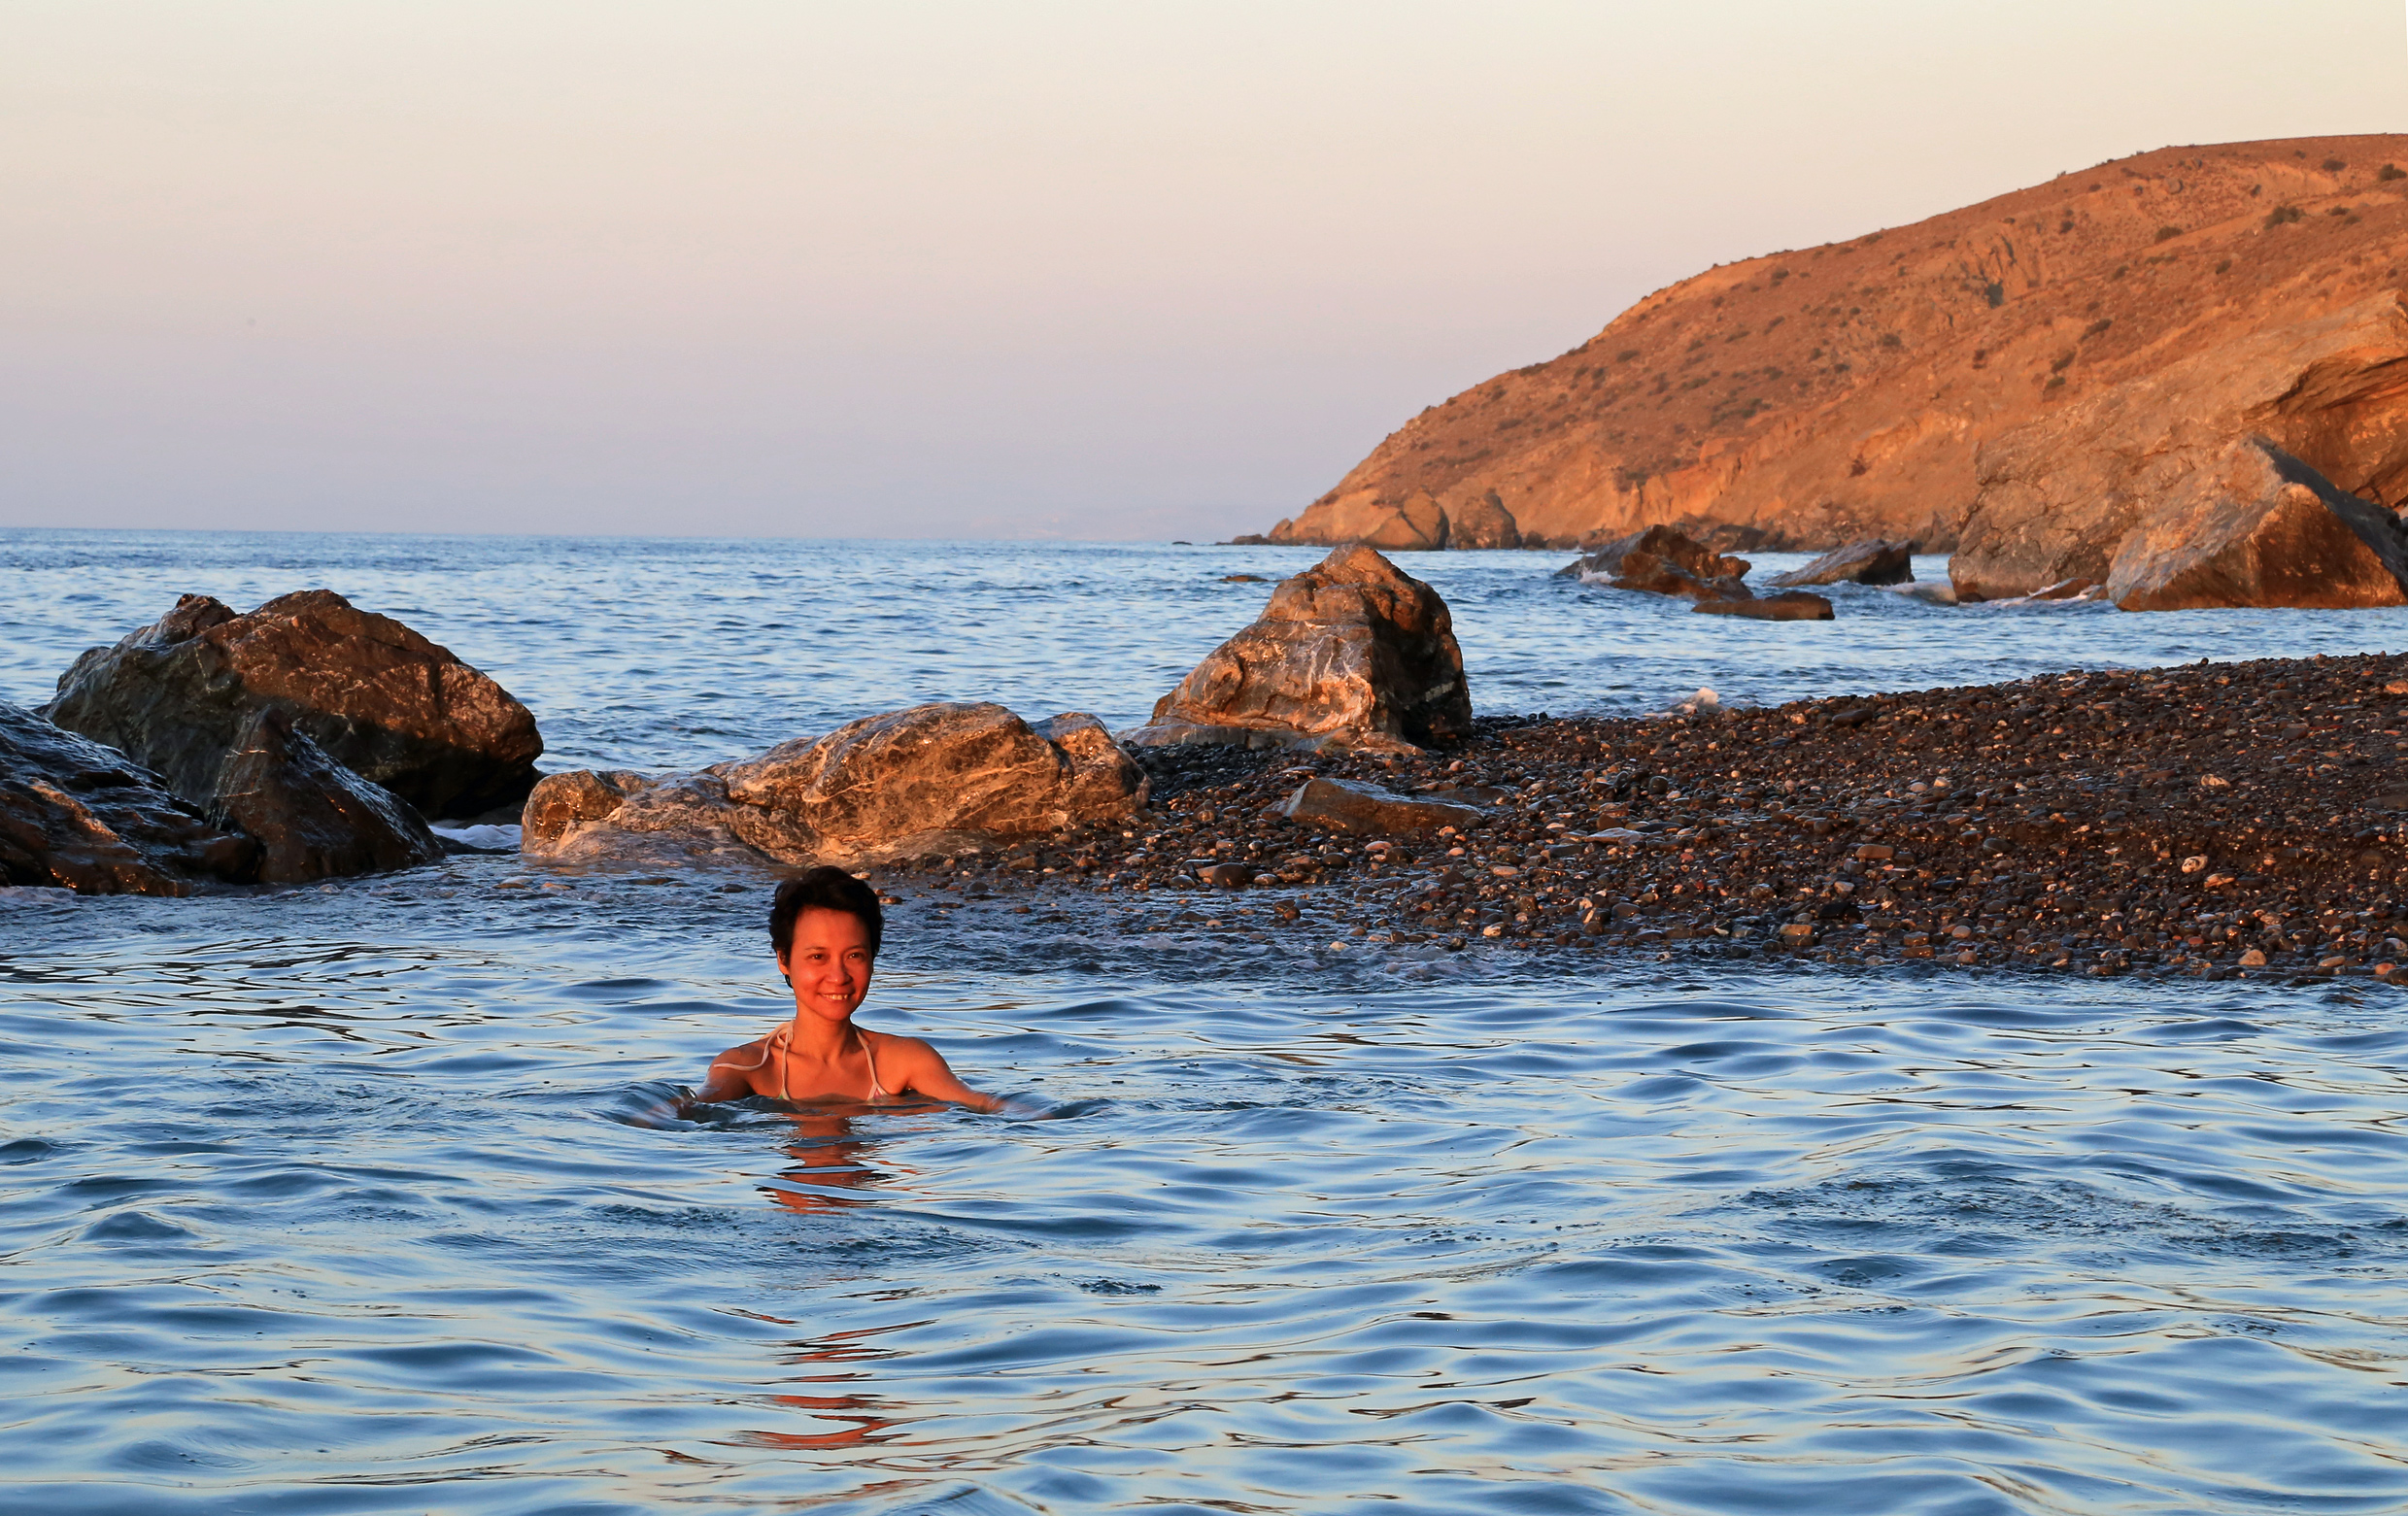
(1125, 545, 1472, 754)
(1262, 488, 1522, 551)
(2103, 438, 2408, 610)
(46, 590, 542, 820)
(1558, 525, 1754, 601)
(210, 707, 444, 883)
(1259, 135, 2408, 553)
(1558, 525, 1750, 585)
(523, 703, 1147, 865)
(1767, 539, 1914, 587)
(1954, 295, 2408, 600)
(0, 700, 257, 894)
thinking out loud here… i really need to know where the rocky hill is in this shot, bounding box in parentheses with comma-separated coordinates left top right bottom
(1262, 136, 2408, 559)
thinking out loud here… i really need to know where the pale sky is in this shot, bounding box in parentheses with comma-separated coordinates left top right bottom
(4, 2, 2403, 541)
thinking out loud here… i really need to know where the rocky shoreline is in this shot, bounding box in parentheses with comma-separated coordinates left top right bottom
(858, 650, 2408, 986)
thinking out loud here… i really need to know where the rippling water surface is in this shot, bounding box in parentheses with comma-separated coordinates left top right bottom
(4, 530, 2407, 1512)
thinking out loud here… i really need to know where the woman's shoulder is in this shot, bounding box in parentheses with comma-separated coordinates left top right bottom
(860, 1028, 937, 1061)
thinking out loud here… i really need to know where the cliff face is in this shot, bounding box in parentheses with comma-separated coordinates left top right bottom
(1265, 136, 2408, 552)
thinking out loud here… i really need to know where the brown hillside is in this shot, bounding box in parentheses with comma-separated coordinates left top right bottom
(1265, 136, 2408, 553)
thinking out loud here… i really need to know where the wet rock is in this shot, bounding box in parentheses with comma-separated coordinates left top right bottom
(2106, 438, 2408, 610)
(1558, 525, 1751, 587)
(0, 698, 256, 894)
(1766, 539, 1913, 588)
(209, 707, 444, 884)
(1274, 776, 1487, 834)
(525, 701, 1147, 866)
(521, 769, 657, 843)
(1693, 592, 1835, 621)
(1127, 545, 1472, 754)
(1196, 861, 1257, 889)
(45, 590, 542, 819)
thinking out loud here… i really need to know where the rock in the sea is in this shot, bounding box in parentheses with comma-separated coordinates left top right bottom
(0, 699, 257, 894)
(1557, 525, 1749, 586)
(46, 590, 543, 820)
(1766, 539, 1913, 588)
(1953, 294, 2408, 601)
(1692, 591, 1836, 620)
(524, 702, 1147, 865)
(1274, 776, 1487, 834)
(1127, 545, 1472, 754)
(1444, 490, 1523, 550)
(2106, 438, 2408, 610)
(210, 707, 444, 884)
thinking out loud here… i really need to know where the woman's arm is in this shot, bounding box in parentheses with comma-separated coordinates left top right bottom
(695, 1038, 769, 1103)
(876, 1034, 1004, 1113)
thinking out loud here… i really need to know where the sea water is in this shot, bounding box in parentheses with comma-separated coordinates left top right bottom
(3, 529, 2405, 1514)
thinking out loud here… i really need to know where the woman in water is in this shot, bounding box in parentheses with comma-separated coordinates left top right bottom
(698, 866, 1001, 1111)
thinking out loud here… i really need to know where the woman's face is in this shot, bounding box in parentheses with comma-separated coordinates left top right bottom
(779, 907, 876, 1024)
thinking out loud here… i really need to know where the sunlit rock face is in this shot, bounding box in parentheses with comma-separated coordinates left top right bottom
(45, 589, 543, 820)
(1262, 136, 2408, 556)
(1127, 545, 1472, 756)
(522, 702, 1148, 866)
(1955, 294, 2408, 603)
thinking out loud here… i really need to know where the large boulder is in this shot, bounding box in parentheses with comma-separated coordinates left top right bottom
(45, 590, 542, 820)
(211, 707, 444, 884)
(1766, 539, 1914, 588)
(523, 703, 1147, 865)
(1126, 545, 1472, 754)
(1953, 294, 2408, 602)
(2105, 438, 2408, 610)
(0, 700, 257, 894)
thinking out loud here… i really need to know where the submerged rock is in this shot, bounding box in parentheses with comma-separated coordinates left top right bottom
(524, 702, 1148, 866)
(1767, 539, 1914, 588)
(46, 590, 543, 820)
(2106, 438, 2408, 610)
(210, 707, 444, 884)
(0, 699, 256, 894)
(1274, 776, 1488, 834)
(1127, 545, 1472, 754)
(1693, 591, 1836, 620)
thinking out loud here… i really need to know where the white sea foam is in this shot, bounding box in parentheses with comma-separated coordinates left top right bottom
(431, 823, 522, 851)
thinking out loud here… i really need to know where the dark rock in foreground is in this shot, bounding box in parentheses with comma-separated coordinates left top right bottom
(0, 700, 256, 894)
(47, 590, 543, 820)
(1126, 545, 1472, 754)
(212, 707, 443, 884)
(1767, 539, 1914, 588)
(523, 702, 1146, 865)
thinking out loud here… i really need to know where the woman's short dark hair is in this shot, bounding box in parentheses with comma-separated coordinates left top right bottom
(769, 866, 884, 960)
